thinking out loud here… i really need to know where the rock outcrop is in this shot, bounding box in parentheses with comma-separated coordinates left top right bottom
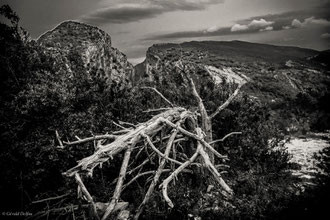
(38, 21, 134, 87)
(136, 41, 329, 103)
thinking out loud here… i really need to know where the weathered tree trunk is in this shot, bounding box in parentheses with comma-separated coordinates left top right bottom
(187, 73, 214, 163)
(58, 70, 244, 219)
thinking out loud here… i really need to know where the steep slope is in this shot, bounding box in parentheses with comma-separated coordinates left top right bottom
(137, 40, 329, 103)
(135, 40, 330, 131)
(38, 21, 134, 87)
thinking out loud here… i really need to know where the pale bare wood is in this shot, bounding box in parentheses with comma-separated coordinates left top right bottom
(124, 170, 168, 190)
(198, 146, 233, 194)
(63, 134, 117, 146)
(160, 118, 227, 160)
(101, 144, 134, 220)
(141, 86, 174, 107)
(113, 121, 130, 131)
(127, 157, 153, 175)
(209, 132, 242, 145)
(31, 193, 70, 204)
(56, 130, 64, 148)
(63, 108, 187, 177)
(118, 120, 136, 128)
(160, 128, 204, 208)
(187, 74, 214, 162)
(60, 90, 238, 218)
(75, 173, 99, 220)
(210, 84, 243, 119)
(134, 120, 182, 219)
(143, 108, 172, 113)
(142, 133, 183, 166)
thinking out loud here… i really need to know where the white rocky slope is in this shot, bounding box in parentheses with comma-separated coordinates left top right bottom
(286, 133, 330, 184)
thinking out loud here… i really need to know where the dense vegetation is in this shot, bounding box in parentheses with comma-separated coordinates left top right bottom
(0, 5, 329, 220)
(144, 42, 330, 134)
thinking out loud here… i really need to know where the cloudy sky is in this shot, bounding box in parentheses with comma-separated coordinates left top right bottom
(2, 0, 330, 64)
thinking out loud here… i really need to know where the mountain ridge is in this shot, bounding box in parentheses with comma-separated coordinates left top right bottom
(135, 39, 330, 131)
(37, 20, 134, 87)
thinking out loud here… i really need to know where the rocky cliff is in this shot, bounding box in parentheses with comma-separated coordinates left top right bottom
(137, 41, 329, 103)
(135, 41, 330, 131)
(37, 21, 134, 87)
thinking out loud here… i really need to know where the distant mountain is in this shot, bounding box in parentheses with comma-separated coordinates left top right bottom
(150, 40, 318, 63)
(38, 21, 134, 87)
(136, 40, 329, 103)
(33, 22, 330, 131)
(134, 40, 330, 131)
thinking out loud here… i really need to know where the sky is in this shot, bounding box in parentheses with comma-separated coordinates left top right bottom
(1, 0, 330, 64)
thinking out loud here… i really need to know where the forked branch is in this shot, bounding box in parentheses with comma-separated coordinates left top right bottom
(210, 83, 244, 119)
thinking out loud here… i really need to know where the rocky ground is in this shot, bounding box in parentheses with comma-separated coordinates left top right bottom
(286, 132, 330, 185)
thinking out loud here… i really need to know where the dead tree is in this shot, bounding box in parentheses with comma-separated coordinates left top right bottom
(58, 62, 244, 220)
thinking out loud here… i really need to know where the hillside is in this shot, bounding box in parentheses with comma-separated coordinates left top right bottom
(135, 40, 330, 132)
(38, 21, 134, 87)
(137, 40, 328, 99)
(312, 49, 330, 68)
(150, 40, 319, 64)
(1, 8, 330, 219)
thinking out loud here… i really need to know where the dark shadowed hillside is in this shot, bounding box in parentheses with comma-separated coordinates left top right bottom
(312, 49, 330, 68)
(152, 40, 319, 64)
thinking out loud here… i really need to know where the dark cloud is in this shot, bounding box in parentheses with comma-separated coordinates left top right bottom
(81, 5, 163, 24)
(144, 1, 330, 41)
(243, 1, 330, 30)
(144, 22, 275, 41)
(144, 27, 231, 40)
(80, 0, 224, 24)
(1, 0, 102, 38)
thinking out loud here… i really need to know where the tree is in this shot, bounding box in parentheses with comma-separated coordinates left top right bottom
(52, 60, 244, 220)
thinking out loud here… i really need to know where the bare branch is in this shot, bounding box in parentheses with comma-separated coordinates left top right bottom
(75, 174, 99, 220)
(141, 86, 174, 107)
(209, 132, 242, 145)
(56, 130, 64, 148)
(187, 73, 214, 161)
(113, 121, 130, 131)
(63, 134, 117, 146)
(210, 84, 243, 119)
(135, 123, 180, 219)
(31, 193, 70, 204)
(160, 128, 204, 208)
(63, 108, 185, 177)
(128, 157, 153, 175)
(142, 134, 183, 166)
(102, 144, 134, 220)
(160, 118, 227, 160)
(198, 146, 233, 195)
(143, 108, 172, 113)
(118, 120, 137, 128)
(200, 140, 228, 160)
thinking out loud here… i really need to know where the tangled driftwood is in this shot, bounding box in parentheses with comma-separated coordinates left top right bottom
(57, 62, 244, 220)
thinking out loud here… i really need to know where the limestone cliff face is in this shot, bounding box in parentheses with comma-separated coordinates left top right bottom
(37, 21, 134, 87)
(136, 41, 329, 104)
